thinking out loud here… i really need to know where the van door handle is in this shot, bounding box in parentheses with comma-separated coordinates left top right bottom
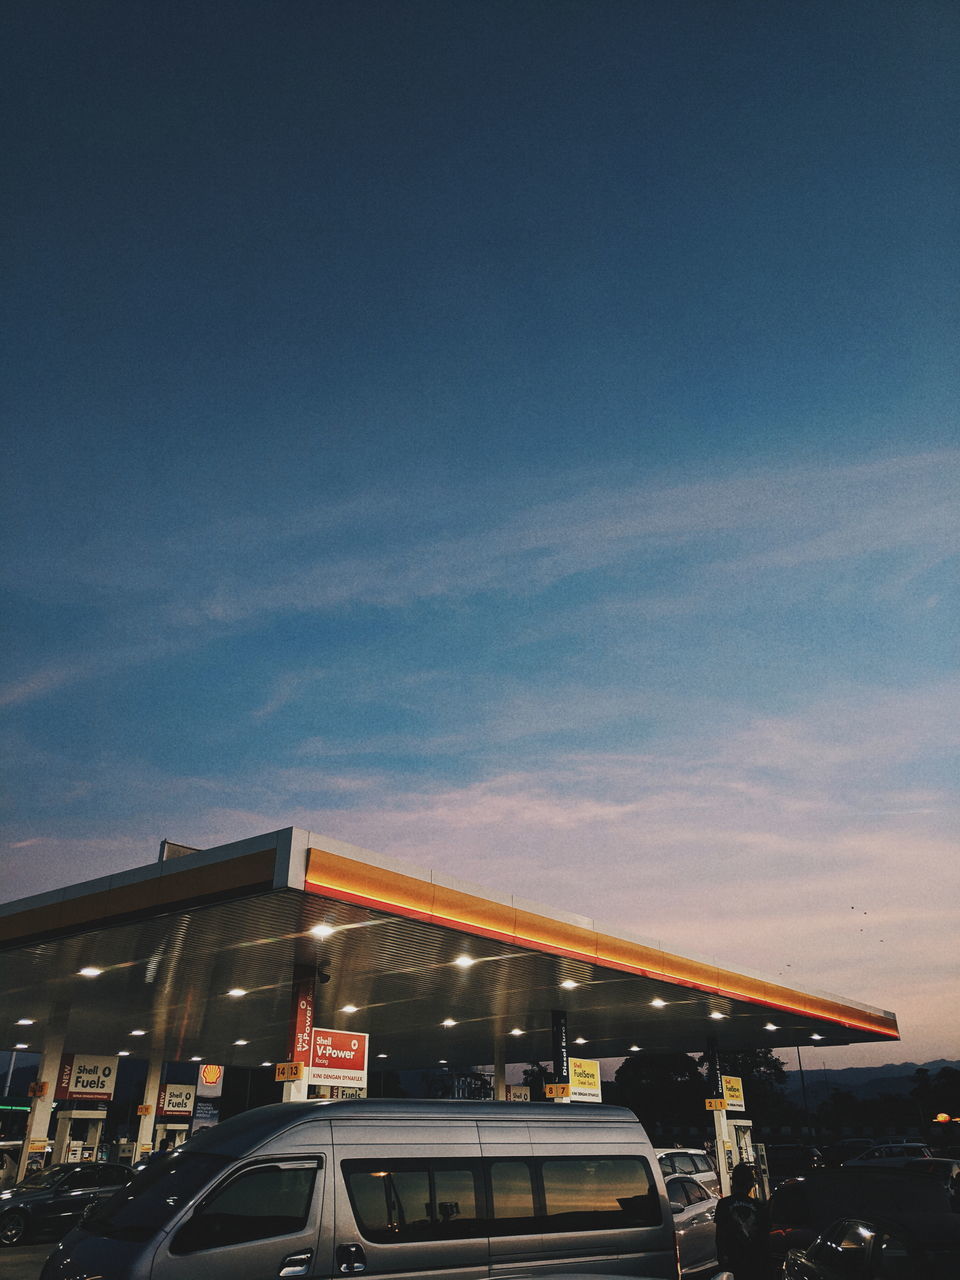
(336, 1242, 367, 1273)
(279, 1250, 313, 1276)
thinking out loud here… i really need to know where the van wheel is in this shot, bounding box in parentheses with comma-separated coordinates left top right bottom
(0, 1209, 30, 1246)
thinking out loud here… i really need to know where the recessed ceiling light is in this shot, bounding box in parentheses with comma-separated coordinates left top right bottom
(377, 1053, 388, 1059)
(764, 1023, 779, 1031)
(710, 1012, 725, 1020)
(118, 1050, 130, 1057)
(560, 979, 579, 990)
(341, 1004, 358, 1014)
(574, 1037, 587, 1045)
(261, 1061, 272, 1067)
(14, 1043, 29, 1050)
(234, 1039, 248, 1046)
(310, 924, 334, 939)
(79, 967, 103, 978)
(227, 988, 247, 998)
(453, 955, 474, 968)
(442, 1018, 457, 1028)
(16, 1019, 35, 1026)
(811, 1033, 824, 1041)
(650, 998, 667, 1008)
(438, 1058, 448, 1064)
(629, 1044, 642, 1052)
(190, 1056, 202, 1062)
(509, 1028, 524, 1036)
(130, 1029, 147, 1036)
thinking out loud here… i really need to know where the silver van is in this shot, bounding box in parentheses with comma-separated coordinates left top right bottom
(41, 1099, 681, 1279)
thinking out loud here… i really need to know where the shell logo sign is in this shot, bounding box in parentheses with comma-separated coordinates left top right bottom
(200, 1064, 223, 1087)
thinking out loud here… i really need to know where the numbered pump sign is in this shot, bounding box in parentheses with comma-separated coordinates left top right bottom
(308, 1027, 368, 1092)
(55, 1054, 119, 1102)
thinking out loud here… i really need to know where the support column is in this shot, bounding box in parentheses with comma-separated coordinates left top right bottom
(17, 1026, 65, 1181)
(493, 1036, 506, 1101)
(136, 1053, 164, 1161)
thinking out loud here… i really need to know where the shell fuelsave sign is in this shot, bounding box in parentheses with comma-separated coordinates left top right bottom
(308, 1027, 368, 1091)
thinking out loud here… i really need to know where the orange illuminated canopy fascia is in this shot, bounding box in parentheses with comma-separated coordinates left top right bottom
(305, 846, 898, 1041)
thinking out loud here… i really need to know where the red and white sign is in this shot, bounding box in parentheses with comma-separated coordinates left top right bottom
(291, 975, 315, 1064)
(158, 1083, 196, 1116)
(55, 1054, 119, 1102)
(308, 1027, 368, 1091)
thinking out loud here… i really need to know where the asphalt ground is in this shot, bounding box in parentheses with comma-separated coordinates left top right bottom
(1, 1241, 54, 1280)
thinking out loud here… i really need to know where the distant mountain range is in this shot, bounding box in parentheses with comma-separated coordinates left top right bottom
(782, 1059, 960, 1106)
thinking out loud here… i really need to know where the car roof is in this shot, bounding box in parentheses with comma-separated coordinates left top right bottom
(837, 1212, 960, 1246)
(769, 1168, 952, 1220)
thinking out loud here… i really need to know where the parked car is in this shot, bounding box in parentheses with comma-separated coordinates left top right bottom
(767, 1165, 953, 1272)
(903, 1157, 960, 1208)
(0, 1162, 133, 1246)
(665, 1174, 720, 1278)
(0, 1144, 20, 1192)
(656, 1148, 721, 1195)
(783, 1211, 960, 1278)
(820, 1137, 873, 1168)
(765, 1143, 824, 1185)
(842, 1141, 932, 1168)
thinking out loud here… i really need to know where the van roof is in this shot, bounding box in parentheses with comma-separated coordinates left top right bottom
(185, 1098, 643, 1156)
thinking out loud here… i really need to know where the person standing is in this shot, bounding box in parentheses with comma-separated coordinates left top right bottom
(714, 1162, 769, 1280)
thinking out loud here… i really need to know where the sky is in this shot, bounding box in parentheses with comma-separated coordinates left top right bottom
(1, 1, 957, 1072)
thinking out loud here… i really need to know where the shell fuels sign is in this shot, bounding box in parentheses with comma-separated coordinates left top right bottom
(308, 1027, 368, 1091)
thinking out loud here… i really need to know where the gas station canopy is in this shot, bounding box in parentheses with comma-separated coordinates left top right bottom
(0, 828, 899, 1072)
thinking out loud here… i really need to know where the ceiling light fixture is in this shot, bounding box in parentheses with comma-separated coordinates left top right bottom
(118, 1051, 131, 1057)
(16, 1019, 35, 1026)
(710, 1012, 725, 1020)
(811, 1033, 824, 1041)
(650, 998, 667, 1008)
(14, 1043, 28, 1050)
(560, 979, 579, 990)
(341, 1004, 358, 1013)
(629, 1044, 642, 1052)
(377, 1053, 388, 1059)
(764, 1023, 779, 1031)
(79, 967, 103, 978)
(509, 1028, 524, 1036)
(442, 1018, 457, 1028)
(130, 1029, 146, 1037)
(453, 955, 474, 968)
(574, 1037, 587, 1045)
(234, 1039, 248, 1046)
(227, 988, 247, 998)
(310, 924, 335, 939)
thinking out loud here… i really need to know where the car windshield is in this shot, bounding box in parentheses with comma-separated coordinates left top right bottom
(82, 1152, 230, 1242)
(15, 1166, 70, 1190)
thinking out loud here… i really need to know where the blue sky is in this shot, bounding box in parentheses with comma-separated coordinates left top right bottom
(2, 1, 958, 1069)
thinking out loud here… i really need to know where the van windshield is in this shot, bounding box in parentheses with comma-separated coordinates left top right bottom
(82, 1152, 230, 1242)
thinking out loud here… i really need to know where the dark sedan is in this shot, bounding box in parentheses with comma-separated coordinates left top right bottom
(783, 1212, 960, 1278)
(0, 1163, 133, 1246)
(767, 1165, 953, 1271)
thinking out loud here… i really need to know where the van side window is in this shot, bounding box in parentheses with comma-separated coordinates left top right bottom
(170, 1162, 317, 1254)
(541, 1158, 661, 1230)
(343, 1160, 481, 1242)
(489, 1160, 536, 1233)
